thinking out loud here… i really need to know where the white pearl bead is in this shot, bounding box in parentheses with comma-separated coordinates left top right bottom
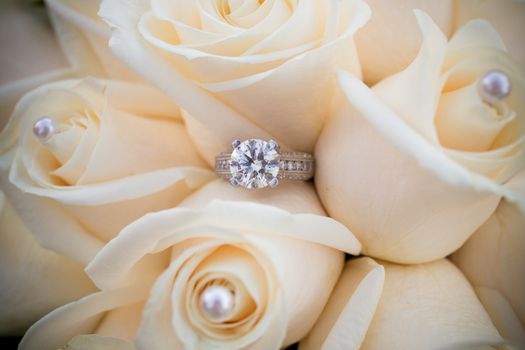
(33, 116, 57, 142)
(478, 69, 511, 105)
(199, 285, 234, 321)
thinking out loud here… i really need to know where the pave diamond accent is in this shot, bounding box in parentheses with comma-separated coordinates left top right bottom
(229, 139, 280, 189)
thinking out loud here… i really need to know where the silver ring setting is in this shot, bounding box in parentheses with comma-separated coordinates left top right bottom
(215, 139, 314, 189)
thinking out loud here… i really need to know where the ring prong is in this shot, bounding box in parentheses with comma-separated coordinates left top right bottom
(268, 178, 279, 188)
(268, 139, 279, 151)
(231, 139, 241, 149)
(230, 177, 240, 187)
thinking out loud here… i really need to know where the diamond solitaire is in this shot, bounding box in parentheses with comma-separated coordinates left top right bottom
(215, 139, 315, 189)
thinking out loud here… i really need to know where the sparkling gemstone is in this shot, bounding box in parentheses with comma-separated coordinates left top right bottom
(230, 139, 280, 189)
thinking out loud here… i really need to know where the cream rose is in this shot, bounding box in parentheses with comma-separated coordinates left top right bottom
(354, 0, 454, 85)
(452, 200, 525, 346)
(301, 259, 504, 349)
(0, 78, 214, 265)
(316, 11, 525, 263)
(0, 190, 96, 335)
(45, 0, 138, 80)
(19, 181, 361, 350)
(98, 0, 370, 164)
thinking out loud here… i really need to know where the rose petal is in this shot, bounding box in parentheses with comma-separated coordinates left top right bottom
(61, 335, 136, 350)
(0, 190, 96, 335)
(360, 260, 502, 349)
(299, 257, 384, 350)
(446, 18, 506, 56)
(0, 69, 74, 130)
(181, 179, 325, 215)
(372, 10, 447, 144)
(452, 200, 525, 345)
(0, 153, 104, 265)
(19, 286, 148, 350)
(476, 287, 525, 346)
(95, 302, 144, 342)
(315, 93, 500, 263)
(63, 174, 212, 241)
(354, 0, 453, 85)
(436, 83, 515, 152)
(77, 102, 206, 185)
(454, 0, 525, 66)
(46, 0, 138, 80)
(11, 154, 214, 204)
(86, 197, 359, 290)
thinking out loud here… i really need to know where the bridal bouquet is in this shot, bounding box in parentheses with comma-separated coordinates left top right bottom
(0, 0, 524, 349)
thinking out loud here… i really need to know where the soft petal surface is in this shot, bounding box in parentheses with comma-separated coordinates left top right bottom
(61, 335, 136, 350)
(299, 257, 384, 350)
(19, 286, 149, 350)
(452, 200, 525, 346)
(46, 0, 139, 80)
(316, 93, 500, 263)
(354, 1, 453, 84)
(454, 0, 525, 66)
(360, 259, 503, 350)
(0, 190, 96, 335)
(476, 287, 525, 347)
(0, 68, 74, 131)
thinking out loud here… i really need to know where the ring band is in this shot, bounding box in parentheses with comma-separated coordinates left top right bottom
(215, 139, 314, 189)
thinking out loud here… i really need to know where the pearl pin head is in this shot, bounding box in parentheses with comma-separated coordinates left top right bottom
(199, 285, 235, 322)
(33, 116, 57, 142)
(478, 69, 511, 106)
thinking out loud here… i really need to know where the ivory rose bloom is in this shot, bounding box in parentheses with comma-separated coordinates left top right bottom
(316, 11, 525, 263)
(452, 200, 525, 346)
(0, 190, 95, 335)
(0, 78, 214, 265)
(19, 181, 361, 350)
(302, 259, 503, 349)
(98, 0, 370, 164)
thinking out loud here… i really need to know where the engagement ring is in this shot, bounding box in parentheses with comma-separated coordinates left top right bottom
(215, 139, 314, 189)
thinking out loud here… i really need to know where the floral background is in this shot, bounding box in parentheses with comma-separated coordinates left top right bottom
(0, 0, 524, 349)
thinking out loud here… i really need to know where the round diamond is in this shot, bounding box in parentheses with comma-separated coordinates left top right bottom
(230, 139, 280, 189)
